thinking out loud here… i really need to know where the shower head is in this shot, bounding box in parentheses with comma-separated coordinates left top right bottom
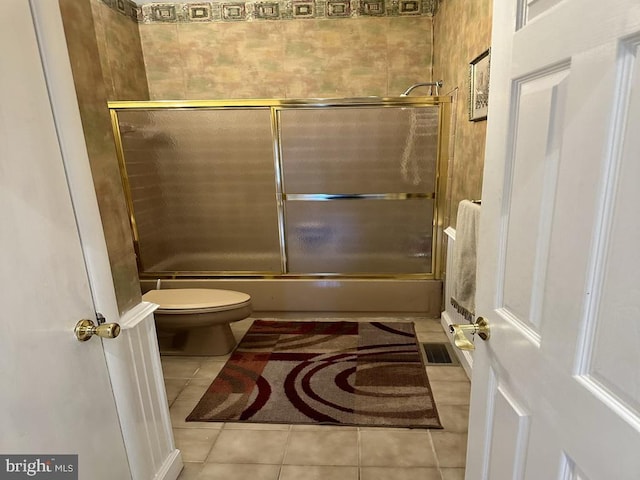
(401, 81, 443, 96)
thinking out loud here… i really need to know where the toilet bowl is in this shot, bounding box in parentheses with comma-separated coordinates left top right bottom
(143, 288, 252, 356)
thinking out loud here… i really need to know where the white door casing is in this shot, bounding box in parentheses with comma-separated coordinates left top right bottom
(0, 0, 132, 478)
(468, 0, 640, 479)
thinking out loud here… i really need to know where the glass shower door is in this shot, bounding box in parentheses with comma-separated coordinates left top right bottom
(278, 106, 439, 274)
(116, 108, 282, 273)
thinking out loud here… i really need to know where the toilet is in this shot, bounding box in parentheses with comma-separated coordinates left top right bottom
(143, 288, 252, 356)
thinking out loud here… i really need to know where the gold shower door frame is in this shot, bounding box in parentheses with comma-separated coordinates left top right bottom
(108, 97, 451, 280)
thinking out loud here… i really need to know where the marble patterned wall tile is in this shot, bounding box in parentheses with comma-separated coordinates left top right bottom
(386, 16, 432, 96)
(282, 18, 389, 98)
(432, 0, 491, 228)
(140, 24, 187, 99)
(91, 0, 150, 100)
(178, 22, 287, 98)
(59, 0, 142, 314)
(91, 0, 117, 98)
(141, 15, 431, 99)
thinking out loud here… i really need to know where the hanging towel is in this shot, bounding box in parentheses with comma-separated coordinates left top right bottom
(450, 200, 481, 322)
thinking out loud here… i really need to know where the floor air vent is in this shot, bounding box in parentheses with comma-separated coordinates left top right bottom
(422, 342, 459, 365)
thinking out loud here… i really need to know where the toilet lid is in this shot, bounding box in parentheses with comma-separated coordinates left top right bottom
(142, 288, 251, 310)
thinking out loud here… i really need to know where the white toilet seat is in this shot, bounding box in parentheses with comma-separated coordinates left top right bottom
(143, 288, 251, 314)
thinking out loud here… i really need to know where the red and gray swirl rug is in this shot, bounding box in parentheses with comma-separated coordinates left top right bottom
(186, 320, 442, 428)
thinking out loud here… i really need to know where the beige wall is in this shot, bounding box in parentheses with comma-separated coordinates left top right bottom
(140, 17, 433, 99)
(433, 0, 492, 227)
(59, 0, 146, 314)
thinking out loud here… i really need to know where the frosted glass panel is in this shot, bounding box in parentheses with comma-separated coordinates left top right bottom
(279, 106, 439, 194)
(117, 109, 281, 272)
(285, 199, 433, 274)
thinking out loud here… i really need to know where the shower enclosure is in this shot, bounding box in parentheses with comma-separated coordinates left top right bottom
(110, 97, 450, 312)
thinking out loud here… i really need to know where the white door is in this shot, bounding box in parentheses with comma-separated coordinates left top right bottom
(0, 1, 131, 478)
(467, 0, 640, 479)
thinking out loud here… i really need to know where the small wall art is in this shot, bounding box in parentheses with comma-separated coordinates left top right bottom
(469, 48, 490, 121)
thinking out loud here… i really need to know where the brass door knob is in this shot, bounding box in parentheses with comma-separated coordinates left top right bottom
(74, 319, 121, 342)
(449, 317, 490, 351)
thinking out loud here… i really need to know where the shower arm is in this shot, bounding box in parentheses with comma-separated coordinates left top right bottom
(400, 81, 443, 97)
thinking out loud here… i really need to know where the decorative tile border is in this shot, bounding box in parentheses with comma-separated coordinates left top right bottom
(360, 0, 384, 16)
(150, 3, 178, 20)
(100, 0, 141, 22)
(292, 1, 315, 18)
(186, 3, 214, 20)
(98, 0, 437, 22)
(326, 0, 350, 17)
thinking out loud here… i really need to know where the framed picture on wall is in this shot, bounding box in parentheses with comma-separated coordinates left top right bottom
(469, 49, 490, 121)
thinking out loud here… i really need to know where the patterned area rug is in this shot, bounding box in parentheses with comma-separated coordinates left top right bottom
(186, 320, 442, 428)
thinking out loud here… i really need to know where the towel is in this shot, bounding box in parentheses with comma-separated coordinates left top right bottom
(450, 200, 481, 321)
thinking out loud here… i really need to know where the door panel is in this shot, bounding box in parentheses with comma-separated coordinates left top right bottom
(581, 36, 640, 416)
(521, 0, 563, 27)
(468, 0, 640, 479)
(502, 67, 568, 335)
(0, 1, 130, 478)
(486, 383, 529, 480)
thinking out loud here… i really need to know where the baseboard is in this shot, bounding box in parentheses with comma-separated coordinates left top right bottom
(153, 449, 183, 480)
(441, 311, 473, 380)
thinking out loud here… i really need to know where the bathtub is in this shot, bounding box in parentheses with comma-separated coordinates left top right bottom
(140, 277, 442, 316)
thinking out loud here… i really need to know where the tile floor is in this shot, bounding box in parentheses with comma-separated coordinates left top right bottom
(162, 316, 471, 480)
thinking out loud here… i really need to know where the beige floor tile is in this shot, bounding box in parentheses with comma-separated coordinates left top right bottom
(193, 360, 225, 380)
(187, 377, 216, 388)
(197, 463, 280, 480)
(223, 422, 290, 431)
(416, 331, 450, 343)
(173, 428, 220, 462)
(161, 356, 203, 378)
(176, 462, 204, 480)
(169, 399, 224, 430)
(357, 426, 423, 432)
(172, 382, 211, 407)
(207, 429, 289, 464)
(165, 378, 189, 406)
(430, 432, 468, 468)
(284, 430, 358, 466)
(360, 466, 442, 480)
(360, 430, 436, 467)
(413, 319, 447, 333)
(279, 465, 358, 480)
(290, 424, 357, 431)
(437, 405, 469, 432)
(440, 468, 466, 480)
(231, 318, 254, 336)
(426, 366, 470, 382)
(429, 381, 471, 405)
(205, 352, 232, 363)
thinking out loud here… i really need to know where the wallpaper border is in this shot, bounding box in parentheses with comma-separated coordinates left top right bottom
(99, 0, 439, 23)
